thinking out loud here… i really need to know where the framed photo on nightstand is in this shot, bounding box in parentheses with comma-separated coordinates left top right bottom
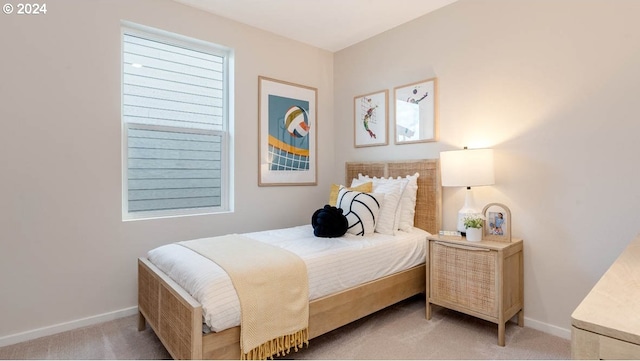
(482, 203, 512, 242)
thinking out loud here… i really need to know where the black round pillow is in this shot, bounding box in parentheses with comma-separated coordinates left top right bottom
(311, 205, 348, 238)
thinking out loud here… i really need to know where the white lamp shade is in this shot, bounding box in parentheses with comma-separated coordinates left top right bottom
(440, 148, 495, 187)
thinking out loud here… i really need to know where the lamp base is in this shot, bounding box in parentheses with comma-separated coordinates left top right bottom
(456, 187, 482, 234)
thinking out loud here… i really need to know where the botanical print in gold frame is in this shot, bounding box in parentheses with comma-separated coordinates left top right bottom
(258, 76, 317, 186)
(394, 77, 438, 144)
(353, 90, 388, 147)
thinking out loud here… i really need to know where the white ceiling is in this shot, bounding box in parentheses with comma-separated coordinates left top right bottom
(173, 0, 458, 52)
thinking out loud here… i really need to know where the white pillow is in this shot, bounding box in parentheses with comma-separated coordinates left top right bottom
(337, 188, 384, 236)
(355, 173, 419, 232)
(352, 177, 406, 235)
(397, 173, 419, 232)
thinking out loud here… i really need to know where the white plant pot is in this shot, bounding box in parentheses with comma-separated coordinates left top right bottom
(466, 227, 482, 242)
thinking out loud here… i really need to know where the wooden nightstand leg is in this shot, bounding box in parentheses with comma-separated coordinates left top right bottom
(498, 322, 506, 346)
(518, 309, 525, 327)
(426, 301, 432, 320)
(138, 311, 146, 331)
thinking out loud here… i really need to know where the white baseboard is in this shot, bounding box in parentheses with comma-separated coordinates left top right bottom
(523, 316, 571, 340)
(0, 307, 139, 348)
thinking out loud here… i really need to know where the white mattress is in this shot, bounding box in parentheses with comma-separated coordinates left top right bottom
(147, 225, 429, 332)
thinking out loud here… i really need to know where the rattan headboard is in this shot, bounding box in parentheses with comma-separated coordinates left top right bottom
(345, 159, 442, 234)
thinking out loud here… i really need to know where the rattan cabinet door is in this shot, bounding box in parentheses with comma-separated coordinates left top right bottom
(430, 241, 498, 318)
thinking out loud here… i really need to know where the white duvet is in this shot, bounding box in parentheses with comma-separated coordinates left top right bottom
(147, 225, 428, 332)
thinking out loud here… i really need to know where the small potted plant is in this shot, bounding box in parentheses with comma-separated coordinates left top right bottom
(463, 214, 484, 242)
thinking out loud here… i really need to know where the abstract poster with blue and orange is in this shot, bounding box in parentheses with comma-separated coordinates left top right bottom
(268, 94, 310, 171)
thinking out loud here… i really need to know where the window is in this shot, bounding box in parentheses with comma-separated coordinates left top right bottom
(122, 24, 232, 220)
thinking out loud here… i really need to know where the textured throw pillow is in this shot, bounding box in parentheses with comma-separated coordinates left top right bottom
(355, 174, 418, 233)
(328, 182, 372, 206)
(397, 173, 419, 232)
(352, 177, 407, 235)
(336, 188, 384, 236)
(311, 205, 348, 238)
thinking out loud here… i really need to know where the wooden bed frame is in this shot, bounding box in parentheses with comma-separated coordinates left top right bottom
(137, 159, 441, 359)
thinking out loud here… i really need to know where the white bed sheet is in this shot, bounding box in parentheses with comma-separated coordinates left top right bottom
(147, 225, 429, 332)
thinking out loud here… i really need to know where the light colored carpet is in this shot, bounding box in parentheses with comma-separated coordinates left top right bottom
(0, 296, 570, 360)
(283, 296, 570, 360)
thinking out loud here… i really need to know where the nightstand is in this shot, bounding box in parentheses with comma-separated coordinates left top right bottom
(426, 235, 524, 346)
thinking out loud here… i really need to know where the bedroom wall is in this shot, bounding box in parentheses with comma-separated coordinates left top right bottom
(333, 0, 640, 337)
(0, 0, 333, 342)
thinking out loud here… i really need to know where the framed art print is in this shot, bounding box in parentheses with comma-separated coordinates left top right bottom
(394, 77, 438, 144)
(258, 76, 317, 186)
(354, 90, 388, 147)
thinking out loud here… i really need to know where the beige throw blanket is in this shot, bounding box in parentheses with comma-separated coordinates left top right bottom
(180, 234, 309, 359)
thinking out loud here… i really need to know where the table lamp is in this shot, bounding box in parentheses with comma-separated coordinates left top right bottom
(440, 147, 495, 234)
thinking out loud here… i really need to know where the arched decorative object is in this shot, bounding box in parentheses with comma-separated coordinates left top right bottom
(482, 203, 512, 242)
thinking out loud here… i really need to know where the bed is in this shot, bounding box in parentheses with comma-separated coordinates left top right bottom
(137, 159, 442, 359)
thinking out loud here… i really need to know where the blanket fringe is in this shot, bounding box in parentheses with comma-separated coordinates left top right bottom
(241, 328, 309, 360)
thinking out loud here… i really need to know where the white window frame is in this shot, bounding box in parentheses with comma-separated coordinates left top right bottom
(121, 22, 233, 221)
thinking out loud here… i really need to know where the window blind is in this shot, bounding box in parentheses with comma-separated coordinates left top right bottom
(123, 34, 224, 131)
